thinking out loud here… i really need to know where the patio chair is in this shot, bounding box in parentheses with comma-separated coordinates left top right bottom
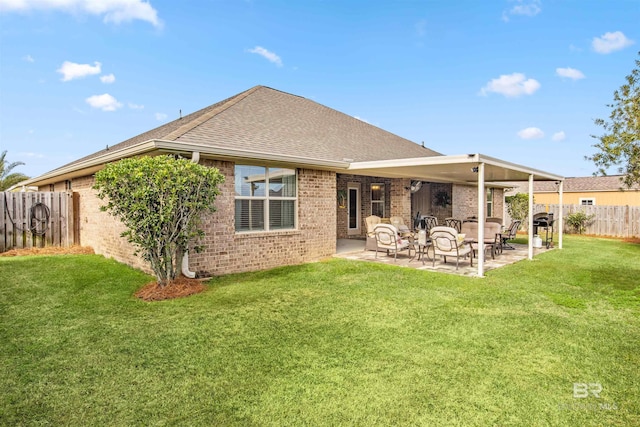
(470, 221, 503, 259)
(444, 217, 462, 232)
(390, 216, 411, 236)
(422, 215, 438, 233)
(500, 220, 521, 250)
(429, 226, 473, 270)
(373, 223, 412, 261)
(364, 215, 382, 251)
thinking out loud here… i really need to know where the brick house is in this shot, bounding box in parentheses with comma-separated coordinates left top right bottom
(25, 86, 563, 277)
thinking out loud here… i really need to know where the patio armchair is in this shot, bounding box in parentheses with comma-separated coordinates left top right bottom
(469, 221, 502, 259)
(500, 220, 521, 250)
(429, 226, 473, 270)
(444, 217, 462, 232)
(364, 215, 381, 251)
(373, 224, 413, 261)
(390, 216, 411, 237)
(421, 215, 438, 233)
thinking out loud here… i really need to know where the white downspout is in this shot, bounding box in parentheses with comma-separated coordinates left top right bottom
(528, 174, 534, 260)
(558, 180, 563, 249)
(181, 151, 200, 279)
(477, 162, 485, 278)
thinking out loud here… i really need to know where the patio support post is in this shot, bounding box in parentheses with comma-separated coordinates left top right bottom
(528, 174, 534, 260)
(477, 162, 485, 277)
(558, 180, 563, 249)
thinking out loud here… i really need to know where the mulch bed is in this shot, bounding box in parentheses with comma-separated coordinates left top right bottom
(0, 246, 95, 257)
(134, 277, 207, 301)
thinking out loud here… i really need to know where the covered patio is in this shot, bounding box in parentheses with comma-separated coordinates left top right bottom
(345, 153, 564, 277)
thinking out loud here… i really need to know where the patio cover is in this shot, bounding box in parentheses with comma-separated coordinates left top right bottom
(348, 153, 565, 277)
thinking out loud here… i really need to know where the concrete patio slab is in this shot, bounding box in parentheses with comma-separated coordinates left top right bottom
(334, 238, 552, 277)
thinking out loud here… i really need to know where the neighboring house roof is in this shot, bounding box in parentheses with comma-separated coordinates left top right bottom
(59, 85, 439, 173)
(534, 175, 640, 192)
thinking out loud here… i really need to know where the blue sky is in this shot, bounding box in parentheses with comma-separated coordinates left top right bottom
(1, 0, 639, 179)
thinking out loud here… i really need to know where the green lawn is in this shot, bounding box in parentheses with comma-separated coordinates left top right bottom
(1, 236, 639, 426)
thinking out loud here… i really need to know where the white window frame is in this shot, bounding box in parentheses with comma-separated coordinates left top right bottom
(486, 188, 494, 217)
(370, 183, 385, 218)
(347, 183, 361, 236)
(579, 198, 595, 206)
(234, 165, 298, 233)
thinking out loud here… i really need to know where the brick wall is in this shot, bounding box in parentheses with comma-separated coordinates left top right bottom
(189, 161, 336, 275)
(71, 175, 150, 273)
(452, 185, 506, 224)
(55, 161, 337, 277)
(336, 174, 411, 238)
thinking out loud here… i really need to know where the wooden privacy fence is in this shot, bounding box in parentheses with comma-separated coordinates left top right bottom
(533, 203, 640, 238)
(1, 192, 79, 252)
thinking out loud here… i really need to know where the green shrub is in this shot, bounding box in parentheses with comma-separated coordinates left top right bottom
(565, 211, 595, 234)
(94, 155, 225, 286)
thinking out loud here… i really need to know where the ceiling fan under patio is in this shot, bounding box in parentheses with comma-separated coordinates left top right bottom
(409, 181, 423, 193)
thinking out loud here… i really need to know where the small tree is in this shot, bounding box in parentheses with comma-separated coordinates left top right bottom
(588, 51, 640, 188)
(0, 150, 30, 191)
(565, 211, 595, 234)
(94, 155, 225, 287)
(505, 193, 531, 226)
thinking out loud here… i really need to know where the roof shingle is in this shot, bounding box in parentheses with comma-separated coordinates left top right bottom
(59, 85, 439, 172)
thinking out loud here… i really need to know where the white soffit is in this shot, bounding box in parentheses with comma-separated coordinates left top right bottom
(348, 154, 564, 183)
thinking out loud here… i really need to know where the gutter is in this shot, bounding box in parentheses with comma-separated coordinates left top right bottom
(23, 139, 351, 187)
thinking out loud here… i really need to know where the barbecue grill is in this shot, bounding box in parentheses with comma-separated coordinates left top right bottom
(532, 212, 554, 249)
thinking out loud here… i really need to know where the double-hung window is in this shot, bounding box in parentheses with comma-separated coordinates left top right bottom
(235, 165, 297, 232)
(371, 183, 385, 217)
(486, 188, 494, 217)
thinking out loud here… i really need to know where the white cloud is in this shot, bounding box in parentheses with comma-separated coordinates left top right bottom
(556, 67, 585, 80)
(0, 0, 162, 28)
(517, 127, 545, 139)
(248, 46, 283, 67)
(480, 73, 541, 97)
(502, 0, 541, 22)
(592, 31, 634, 54)
(353, 116, 370, 123)
(100, 73, 116, 84)
(57, 61, 101, 81)
(155, 112, 167, 121)
(552, 131, 566, 141)
(128, 102, 144, 110)
(23, 54, 34, 62)
(86, 93, 122, 111)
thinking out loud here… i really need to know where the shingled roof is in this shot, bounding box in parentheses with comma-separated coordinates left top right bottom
(61, 85, 439, 171)
(534, 175, 640, 192)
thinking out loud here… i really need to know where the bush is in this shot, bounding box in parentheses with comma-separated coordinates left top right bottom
(565, 211, 595, 234)
(94, 155, 225, 286)
(505, 193, 531, 225)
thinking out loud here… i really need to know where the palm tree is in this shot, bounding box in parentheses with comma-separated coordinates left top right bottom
(0, 150, 30, 191)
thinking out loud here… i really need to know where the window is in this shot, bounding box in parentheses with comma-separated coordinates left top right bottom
(235, 165, 297, 232)
(486, 188, 494, 217)
(371, 183, 385, 217)
(580, 198, 595, 206)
